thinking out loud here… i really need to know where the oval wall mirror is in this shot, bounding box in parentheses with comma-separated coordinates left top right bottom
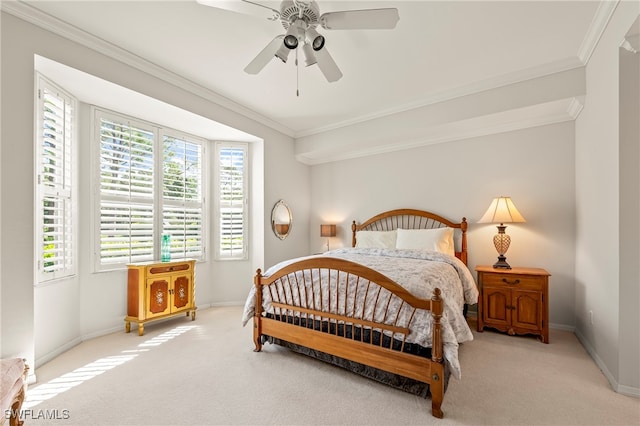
(271, 200, 292, 240)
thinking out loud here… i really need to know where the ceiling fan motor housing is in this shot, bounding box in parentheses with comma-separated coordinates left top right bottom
(280, 0, 320, 29)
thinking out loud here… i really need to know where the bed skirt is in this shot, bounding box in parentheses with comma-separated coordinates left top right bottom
(262, 313, 451, 398)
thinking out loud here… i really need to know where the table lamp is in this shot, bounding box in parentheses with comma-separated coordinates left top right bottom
(478, 196, 526, 269)
(320, 224, 336, 252)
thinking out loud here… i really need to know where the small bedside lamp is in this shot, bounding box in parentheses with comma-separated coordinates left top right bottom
(320, 224, 336, 252)
(478, 197, 526, 269)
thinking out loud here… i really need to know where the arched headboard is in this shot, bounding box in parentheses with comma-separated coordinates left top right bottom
(351, 208, 468, 265)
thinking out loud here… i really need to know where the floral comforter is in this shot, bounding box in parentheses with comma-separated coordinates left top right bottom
(242, 248, 479, 379)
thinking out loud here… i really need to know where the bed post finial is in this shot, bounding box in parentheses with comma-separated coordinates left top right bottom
(352, 220, 357, 248)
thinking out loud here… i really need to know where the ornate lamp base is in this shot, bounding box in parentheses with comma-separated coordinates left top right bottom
(493, 224, 512, 269)
(493, 255, 512, 269)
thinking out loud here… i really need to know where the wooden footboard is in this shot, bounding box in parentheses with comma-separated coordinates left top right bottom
(252, 257, 446, 418)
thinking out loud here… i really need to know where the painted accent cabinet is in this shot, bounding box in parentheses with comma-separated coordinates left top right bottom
(125, 259, 196, 336)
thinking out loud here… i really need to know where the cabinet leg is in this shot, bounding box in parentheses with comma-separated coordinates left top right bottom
(191, 311, 196, 321)
(125, 321, 131, 333)
(138, 324, 144, 336)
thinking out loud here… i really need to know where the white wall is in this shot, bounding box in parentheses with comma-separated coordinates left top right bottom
(618, 32, 639, 393)
(310, 121, 576, 328)
(0, 12, 310, 370)
(574, 2, 639, 395)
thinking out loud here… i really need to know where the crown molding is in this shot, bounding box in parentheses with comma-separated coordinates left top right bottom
(296, 97, 580, 165)
(577, 0, 620, 64)
(0, 0, 296, 138)
(294, 56, 584, 139)
(567, 97, 585, 119)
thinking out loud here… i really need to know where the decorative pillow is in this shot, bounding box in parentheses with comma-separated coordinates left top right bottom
(395, 228, 455, 256)
(355, 230, 397, 249)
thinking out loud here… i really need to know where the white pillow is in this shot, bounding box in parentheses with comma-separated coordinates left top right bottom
(395, 228, 455, 256)
(355, 230, 397, 249)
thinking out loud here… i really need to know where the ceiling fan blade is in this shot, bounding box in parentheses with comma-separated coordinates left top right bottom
(320, 8, 399, 30)
(314, 47, 343, 82)
(196, 0, 280, 21)
(244, 35, 284, 74)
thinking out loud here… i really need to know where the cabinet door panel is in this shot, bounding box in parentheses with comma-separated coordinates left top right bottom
(512, 289, 542, 330)
(172, 275, 192, 311)
(483, 287, 511, 326)
(147, 279, 170, 316)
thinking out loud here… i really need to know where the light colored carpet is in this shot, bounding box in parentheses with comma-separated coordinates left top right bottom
(22, 306, 639, 425)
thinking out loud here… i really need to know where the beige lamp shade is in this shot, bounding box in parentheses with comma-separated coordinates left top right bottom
(478, 197, 526, 224)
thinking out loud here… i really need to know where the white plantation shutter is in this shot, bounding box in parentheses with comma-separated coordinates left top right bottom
(95, 110, 207, 270)
(36, 77, 75, 281)
(162, 134, 204, 259)
(98, 112, 155, 266)
(216, 143, 248, 259)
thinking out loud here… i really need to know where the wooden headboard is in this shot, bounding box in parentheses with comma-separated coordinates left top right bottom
(351, 208, 468, 265)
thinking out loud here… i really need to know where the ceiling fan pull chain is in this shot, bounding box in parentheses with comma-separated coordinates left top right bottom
(296, 47, 300, 97)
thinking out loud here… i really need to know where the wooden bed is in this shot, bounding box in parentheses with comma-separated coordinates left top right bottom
(251, 209, 469, 418)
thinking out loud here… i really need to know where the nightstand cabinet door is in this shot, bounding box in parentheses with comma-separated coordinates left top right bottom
(476, 266, 550, 343)
(512, 289, 543, 332)
(483, 287, 512, 327)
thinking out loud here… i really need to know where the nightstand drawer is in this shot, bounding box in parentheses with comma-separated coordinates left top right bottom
(482, 273, 543, 290)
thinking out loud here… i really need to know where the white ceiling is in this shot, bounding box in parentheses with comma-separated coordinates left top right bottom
(14, 0, 601, 137)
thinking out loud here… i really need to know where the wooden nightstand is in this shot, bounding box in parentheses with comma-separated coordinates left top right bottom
(476, 265, 550, 343)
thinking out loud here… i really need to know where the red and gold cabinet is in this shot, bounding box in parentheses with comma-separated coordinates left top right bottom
(125, 259, 196, 336)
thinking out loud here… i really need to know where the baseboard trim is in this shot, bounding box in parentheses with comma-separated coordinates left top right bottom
(82, 325, 124, 341)
(574, 329, 640, 398)
(35, 336, 82, 369)
(549, 322, 575, 332)
(617, 384, 640, 398)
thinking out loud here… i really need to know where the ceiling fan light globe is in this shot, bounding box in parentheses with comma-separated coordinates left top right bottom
(312, 35, 325, 51)
(284, 34, 298, 49)
(306, 26, 325, 51)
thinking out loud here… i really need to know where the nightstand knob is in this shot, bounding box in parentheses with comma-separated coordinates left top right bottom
(502, 278, 520, 285)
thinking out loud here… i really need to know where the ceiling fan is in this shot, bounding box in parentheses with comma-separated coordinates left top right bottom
(197, 0, 400, 83)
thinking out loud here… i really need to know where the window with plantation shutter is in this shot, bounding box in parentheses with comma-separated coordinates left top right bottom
(98, 112, 155, 267)
(95, 109, 207, 271)
(36, 76, 76, 282)
(162, 133, 204, 259)
(216, 143, 248, 259)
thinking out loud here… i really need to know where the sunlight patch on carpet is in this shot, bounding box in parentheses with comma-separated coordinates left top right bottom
(23, 325, 198, 409)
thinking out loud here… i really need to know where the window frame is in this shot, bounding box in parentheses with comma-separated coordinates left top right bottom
(93, 107, 208, 272)
(35, 74, 78, 284)
(160, 128, 208, 262)
(214, 142, 249, 260)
